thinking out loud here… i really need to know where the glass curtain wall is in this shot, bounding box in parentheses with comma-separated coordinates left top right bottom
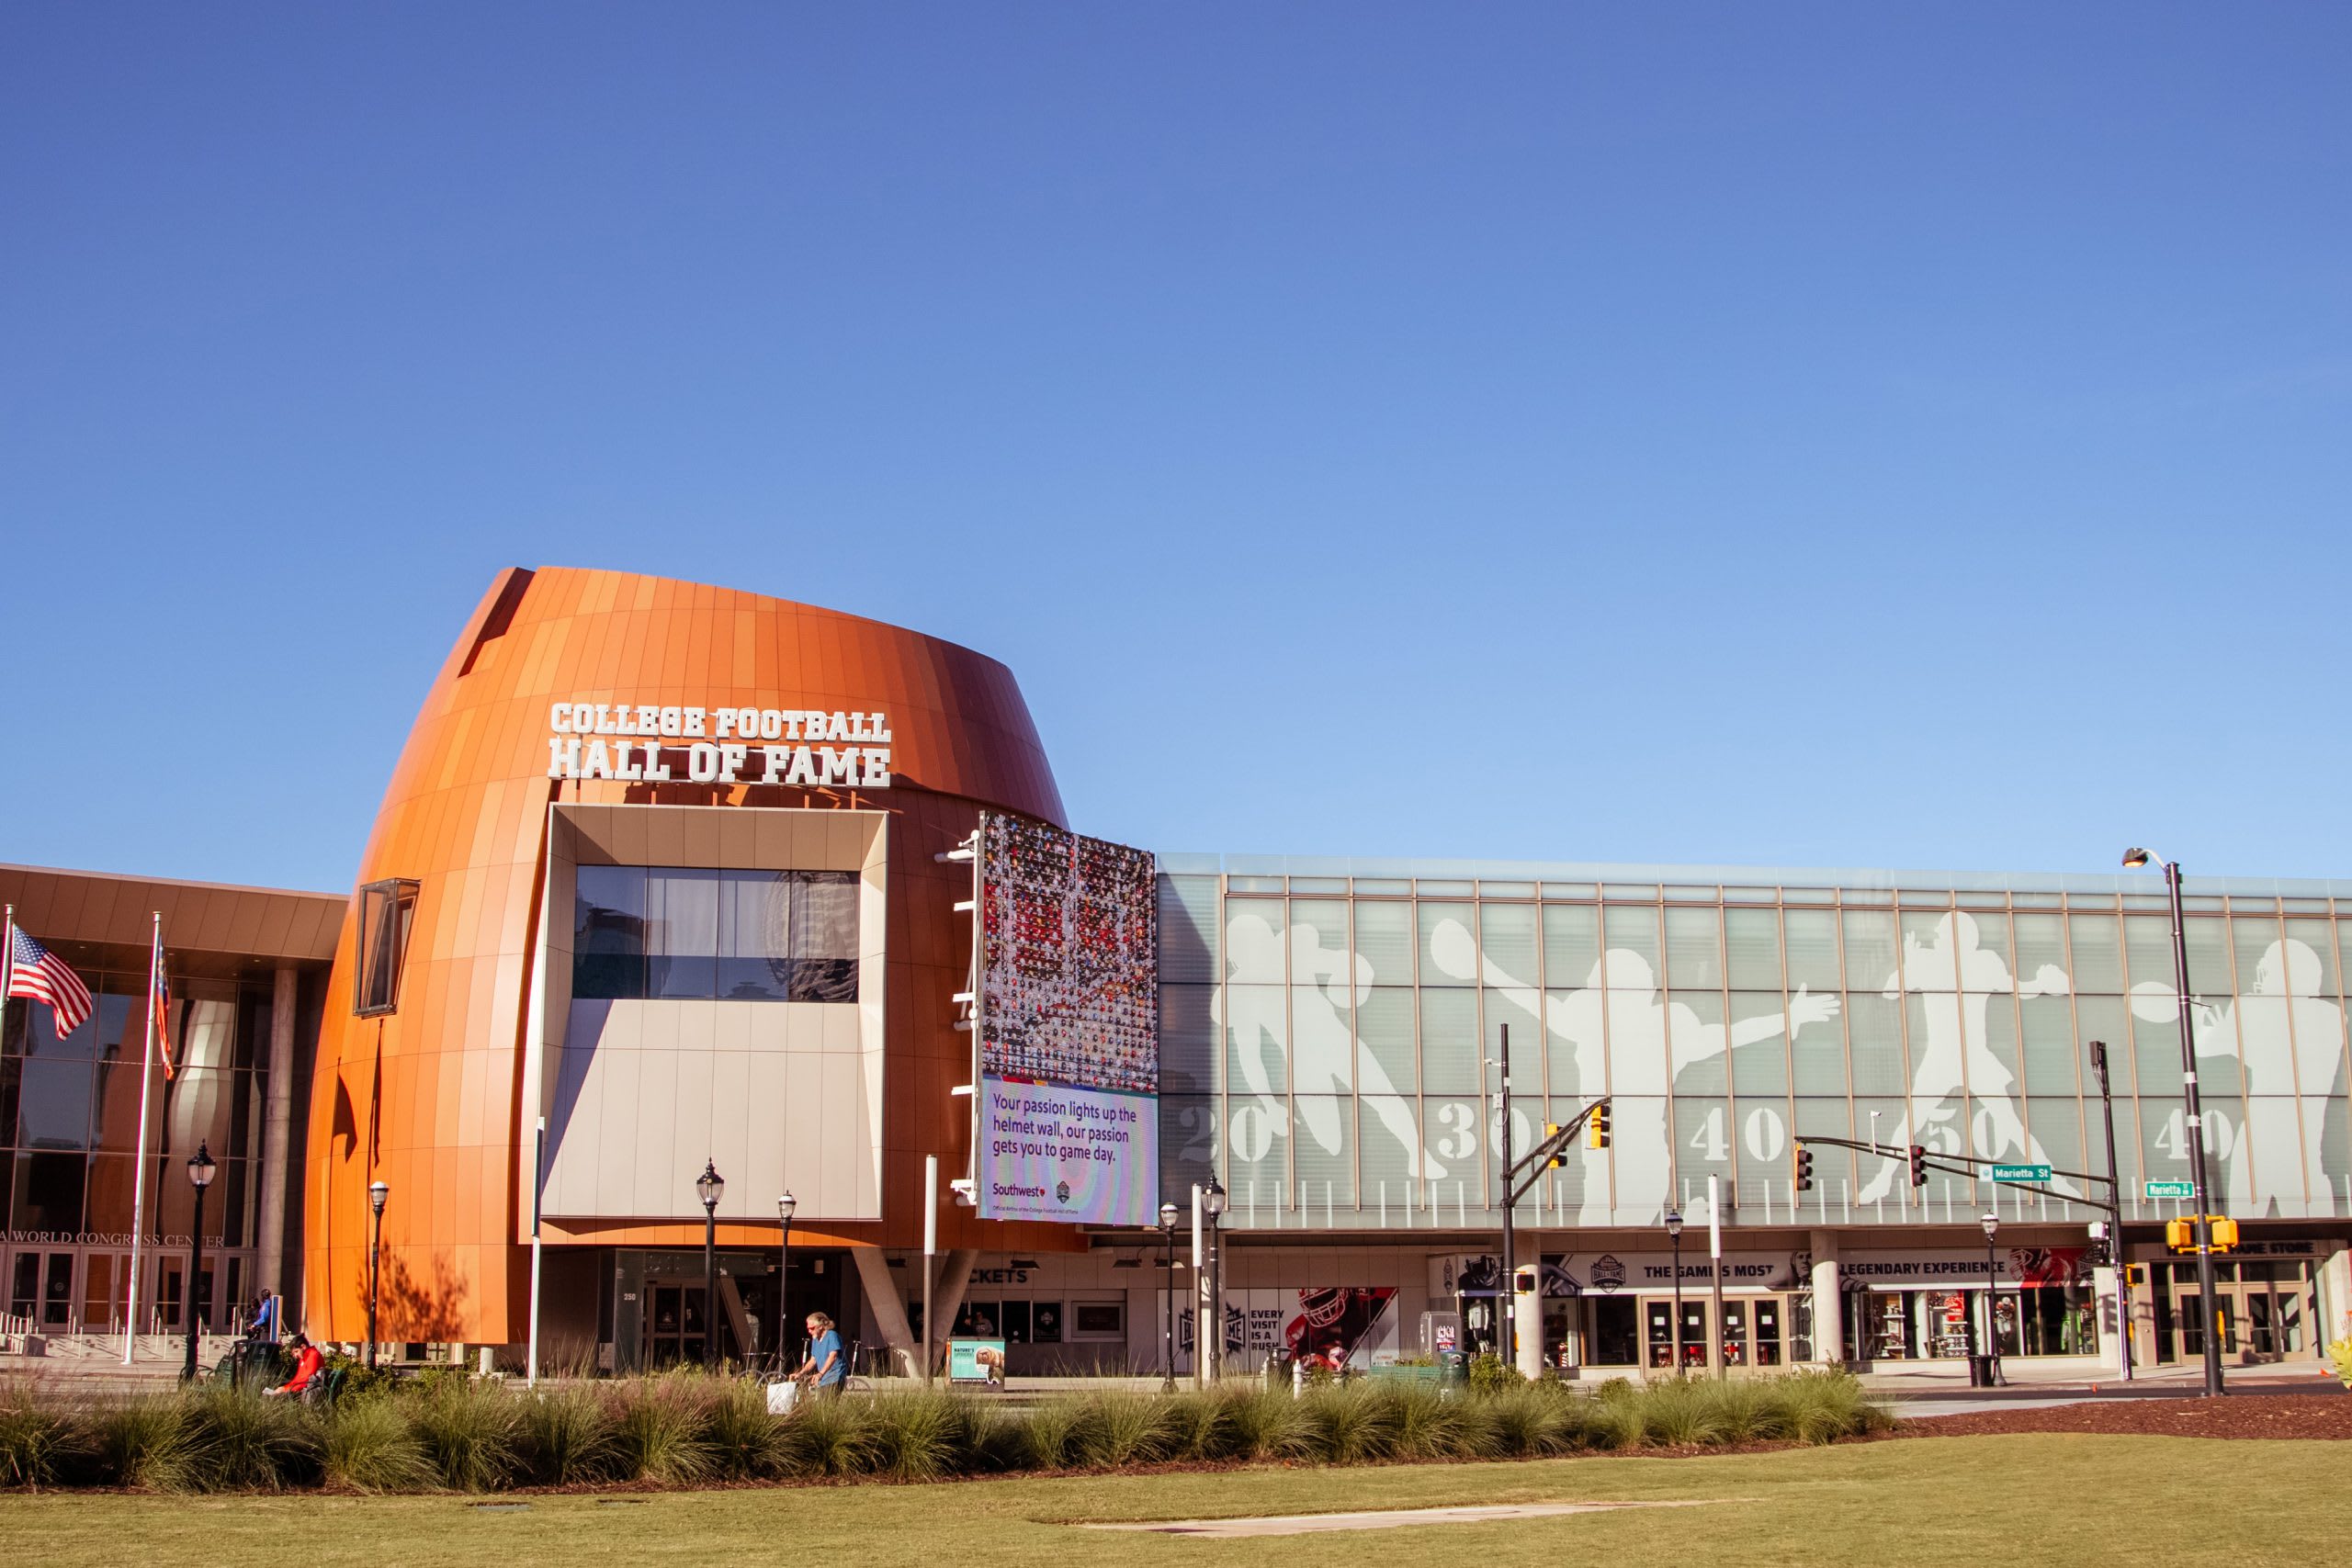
(1161, 866, 2352, 1231)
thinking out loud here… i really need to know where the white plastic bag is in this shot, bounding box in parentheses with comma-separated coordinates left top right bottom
(766, 1380, 800, 1416)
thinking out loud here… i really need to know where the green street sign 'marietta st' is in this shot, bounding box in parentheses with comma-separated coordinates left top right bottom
(1990, 1164, 2053, 1181)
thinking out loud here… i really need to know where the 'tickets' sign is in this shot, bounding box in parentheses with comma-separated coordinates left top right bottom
(542, 700, 893, 788)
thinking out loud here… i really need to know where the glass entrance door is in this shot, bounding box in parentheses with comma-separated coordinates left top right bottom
(10, 1251, 78, 1331)
(1644, 1297, 1710, 1371)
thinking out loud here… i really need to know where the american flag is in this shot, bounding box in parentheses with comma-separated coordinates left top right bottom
(6, 924, 94, 1036)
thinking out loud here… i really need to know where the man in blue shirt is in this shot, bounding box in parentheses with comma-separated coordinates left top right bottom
(795, 1312, 845, 1395)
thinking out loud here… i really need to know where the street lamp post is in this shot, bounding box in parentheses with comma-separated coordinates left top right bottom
(1159, 1201, 1180, 1392)
(1665, 1207, 1685, 1378)
(2087, 1040, 2134, 1382)
(366, 1177, 390, 1370)
(776, 1191, 797, 1378)
(1201, 1179, 1227, 1382)
(183, 1144, 216, 1382)
(1980, 1211, 2001, 1387)
(696, 1160, 724, 1371)
(2122, 848, 2226, 1399)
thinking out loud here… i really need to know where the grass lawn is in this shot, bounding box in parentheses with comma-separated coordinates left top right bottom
(1, 1435, 2343, 1567)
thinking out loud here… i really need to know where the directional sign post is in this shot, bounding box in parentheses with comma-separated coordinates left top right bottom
(1990, 1164, 2052, 1182)
(2143, 1179, 2196, 1200)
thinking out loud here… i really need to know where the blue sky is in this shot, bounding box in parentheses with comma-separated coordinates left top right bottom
(4, 3, 2347, 892)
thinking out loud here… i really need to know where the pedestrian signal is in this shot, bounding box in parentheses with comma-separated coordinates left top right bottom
(2122, 1264, 2147, 1288)
(1587, 1104, 1611, 1149)
(2209, 1216, 2239, 1252)
(1907, 1145, 1928, 1188)
(1792, 1143, 1815, 1192)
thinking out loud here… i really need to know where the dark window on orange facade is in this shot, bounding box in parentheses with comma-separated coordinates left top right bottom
(353, 879, 419, 1017)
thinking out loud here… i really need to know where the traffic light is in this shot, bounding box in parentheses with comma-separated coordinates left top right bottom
(2167, 1215, 2242, 1253)
(1907, 1145, 1928, 1187)
(1792, 1142, 1815, 1192)
(1588, 1103, 1611, 1149)
(1544, 1123, 1566, 1169)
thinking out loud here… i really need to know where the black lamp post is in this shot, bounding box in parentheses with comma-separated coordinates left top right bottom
(1665, 1207, 1685, 1377)
(2122, 847, 2226, 1399)
(696, 1160, 724, 1370)
(1201, 1178, 1227, 1382)
(367, 1178, 389, 1369)
(182, 1143, 216, 1382)
(1981, 1211, 2001, 1385)
(1158, 1201, 1180, 1392)
(775, 1190, 797, 1376)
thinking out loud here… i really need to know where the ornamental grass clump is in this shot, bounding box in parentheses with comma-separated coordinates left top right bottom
(183, 1383, 323, 1491)
(775, 1387, 876, 1477)
(517, 1382, 620, 1486)
(409, 1377, 525, 1493)
(323, 1394, 435, 1494)
(1157, 1388, 1240, 1461)
(0, 1382, 90, 1490)
(1220, 1383, 1317, 1462)
(95, 1395, 202, 1493)
(608, 1372, 718, 1485)
(1299, 1383, 1399, 1464)
(704, 1377, 786, 1481)
(865, 1390, 978, 1481)
(1389, 1380, 1500, 1461)
(1071, 1392, 1179, 1469)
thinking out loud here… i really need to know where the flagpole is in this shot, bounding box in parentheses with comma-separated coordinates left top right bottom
(124, 912, 162, 1365)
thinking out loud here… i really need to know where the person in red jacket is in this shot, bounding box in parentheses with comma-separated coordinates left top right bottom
(266, 1333, 323, 1399)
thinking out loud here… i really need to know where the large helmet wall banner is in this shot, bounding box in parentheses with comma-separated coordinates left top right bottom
(969, 812, 1159, 1224)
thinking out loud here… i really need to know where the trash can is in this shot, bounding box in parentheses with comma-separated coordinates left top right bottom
(1968, 1353, 2003, 1388)
(1437, 1349, 1470, 1391)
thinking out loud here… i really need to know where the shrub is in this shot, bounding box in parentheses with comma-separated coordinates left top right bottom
(184, 1384, 324, 1490)
(95, 1396, 200, 1493)
(324, 1396, 435, 1494)
(1773, 1370, 1891, 1444)
(1466, 1352, 1523, 1393)
(518, 1383, 619, 1485)
(0, 1383, 90, 1490)
(2330, 1329, 2352, 1391)
(409, 1378, 525, 1492)
(608, 1373, 718, 1485)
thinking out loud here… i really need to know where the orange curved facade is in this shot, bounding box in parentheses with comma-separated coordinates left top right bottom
(304, 567, 1077, 1345)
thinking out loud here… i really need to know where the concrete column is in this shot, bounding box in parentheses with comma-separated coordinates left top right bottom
(2319, 1245, 2351, 1358)
(255, 965, 299, 1304)
(926, 1248, 978, 1376)
(850, 1247, 920, 1377)
(1513, 1281, 1544, 1380)
(1808, 1229, 1844, 1368)
(2092, 1266, 2124, 1372)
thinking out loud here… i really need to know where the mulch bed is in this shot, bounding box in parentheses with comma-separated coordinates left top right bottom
(1898, 1393, 2352, 1441)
